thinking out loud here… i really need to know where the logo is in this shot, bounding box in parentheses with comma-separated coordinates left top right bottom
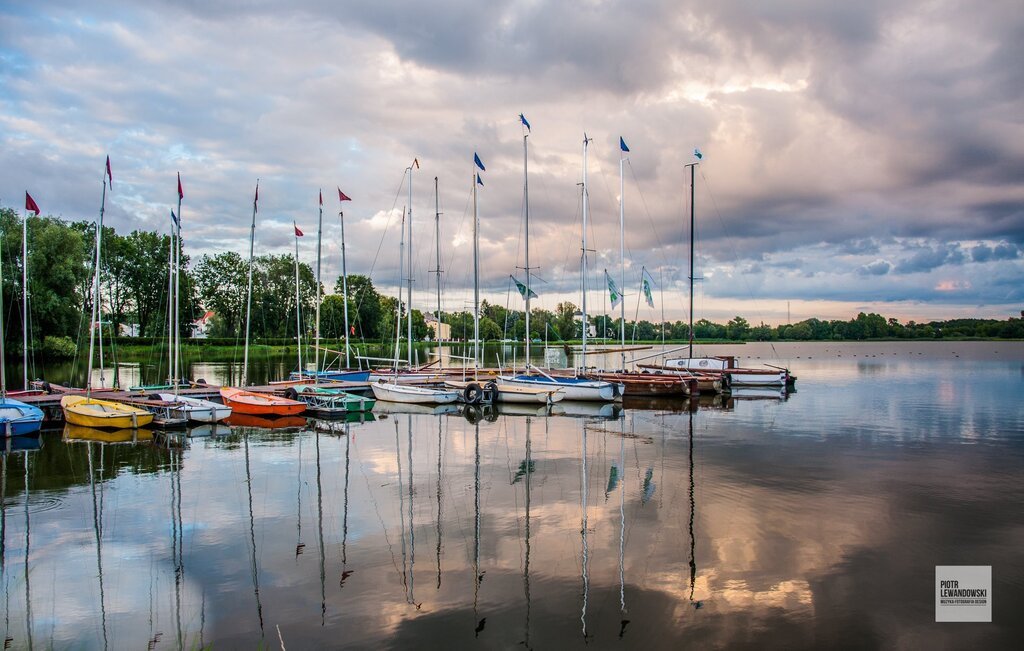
(936, 566, 991, 622)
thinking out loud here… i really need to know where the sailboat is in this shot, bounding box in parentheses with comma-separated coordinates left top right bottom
(219, 181, 306, 417)
(62, 157, 154, 429)
(0, 199, 43, 436)
(371, 169, 460, 405)
(638, 159, 795, 388)
(291, 190, 374, 416)
(581, 139, 698, 397)
(156, 173, 232, 422)
(498, 129, 621, 402)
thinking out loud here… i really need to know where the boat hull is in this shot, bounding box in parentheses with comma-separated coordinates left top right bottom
(497, 375, 622, 402)
(295, 386, 376, 414)
(586, 372, 693, 397)
(156, 393, 232, 423)
(60, 395, 155, 429)
(289, 369, 372, 383)
(219, 387, 305, 416)
(370, 381, 460, 404)
(0, 398, 44, 437)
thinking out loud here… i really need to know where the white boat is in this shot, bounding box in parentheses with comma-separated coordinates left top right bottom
(370, 381, 460, 405)
(497, 374, 621, 402)
(662, 159, 795, 389)
(156, 393, 232, 423)
(444, 379, 565, 404)
(657, 357, 789, 387)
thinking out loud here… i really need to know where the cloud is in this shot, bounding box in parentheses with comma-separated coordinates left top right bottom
(857, 259, 892, 276)
(0, 0, 1022, 321)
(892, 242, 965, 274)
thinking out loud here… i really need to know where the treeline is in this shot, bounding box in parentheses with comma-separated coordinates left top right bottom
(2, 209, 1020, 363)
(436, 304, 1024, 342)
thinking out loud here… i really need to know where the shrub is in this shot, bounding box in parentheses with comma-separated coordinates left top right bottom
(42, 335, 77, 359)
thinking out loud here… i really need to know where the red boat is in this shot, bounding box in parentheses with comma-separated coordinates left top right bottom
(219, 387, 305, 416)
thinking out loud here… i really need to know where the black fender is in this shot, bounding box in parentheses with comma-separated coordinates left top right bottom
(463, 382, 483, 405)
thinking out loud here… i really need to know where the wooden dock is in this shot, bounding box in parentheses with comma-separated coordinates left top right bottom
(20, 380, 372, 423)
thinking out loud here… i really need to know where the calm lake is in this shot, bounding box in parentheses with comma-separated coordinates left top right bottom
(2, 341, 1022, 649)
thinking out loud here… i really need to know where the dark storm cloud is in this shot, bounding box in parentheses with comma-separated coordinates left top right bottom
(893, 242, 965, 274)
(857, 260, 892, 276)
(1, 0, 1022, 318)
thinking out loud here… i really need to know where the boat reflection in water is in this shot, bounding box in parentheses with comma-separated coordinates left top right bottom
(225, 413, 307, 429)
(7, 350, 1021, 649)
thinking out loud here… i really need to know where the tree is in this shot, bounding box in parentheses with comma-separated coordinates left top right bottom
(193, 252, 248, 338)
(338, 274, 384, 340)
(726, 316, 750, 340)
(554, 302, 579, 340)
(0, 210, 90, 349)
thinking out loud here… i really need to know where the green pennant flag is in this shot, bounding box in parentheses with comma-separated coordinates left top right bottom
(513, 275, 538, 300)
(605, 269, 622, 309)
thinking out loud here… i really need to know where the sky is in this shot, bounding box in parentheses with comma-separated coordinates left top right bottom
(1, 0, 1022, 325)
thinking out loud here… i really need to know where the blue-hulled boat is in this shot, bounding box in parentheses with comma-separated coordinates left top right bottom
(0, 398, 44, 437)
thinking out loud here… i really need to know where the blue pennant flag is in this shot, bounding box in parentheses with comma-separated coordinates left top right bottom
(620, 137, 629, 153)
(694, 148, 703, 160)
(474, 152, 486, 171)
(519, 113, 531, 131)
(477, 173, 484, 186)
(170, 210, 179, 227)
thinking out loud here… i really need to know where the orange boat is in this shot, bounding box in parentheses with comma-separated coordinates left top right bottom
(225, 413, 307, 429)
(219, 387, 305, 416)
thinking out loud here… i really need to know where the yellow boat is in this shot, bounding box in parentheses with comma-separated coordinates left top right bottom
(63, 423, 154, 444)
(61, 395, 155, 429)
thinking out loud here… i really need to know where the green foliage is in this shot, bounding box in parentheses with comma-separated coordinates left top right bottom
(42, 335, 77, 359)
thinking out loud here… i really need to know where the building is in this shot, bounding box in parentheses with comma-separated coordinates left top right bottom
(192, 310, 215, 338)
(424, 314, 451, 341)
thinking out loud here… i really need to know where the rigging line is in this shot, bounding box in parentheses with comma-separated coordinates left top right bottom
(439, 186, 474, 308)
(352, 169, 409, 319)
(697, 168, 782, 359)
(626, 160, 671, 271)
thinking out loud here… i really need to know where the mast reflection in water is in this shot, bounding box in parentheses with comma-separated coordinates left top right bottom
(1, 345, 1022, 649)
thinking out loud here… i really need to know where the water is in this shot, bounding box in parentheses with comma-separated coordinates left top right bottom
(2, 342, 1022, 648)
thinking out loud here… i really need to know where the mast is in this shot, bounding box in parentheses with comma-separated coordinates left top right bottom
(394, 208, 406, 373)
(0, 234, 6, 399)
(293, 222, 303, 379)
(173, 174, 182, 394)
(407, 164, 414, 368)
(472, 169, 480, 368)
(314, 191, 323, 378)
(167, 215, 174, 386)
(618, 140, 627, 370)
(87, 159, 110, 394)
(339, 201, 351, 369)
(581, 135, 591, 369)
(242, 180, 258, 386)
(432, 176, 443, 369)
(523, 133, 532, 369)
(685, 163, 697, 358)
(22, 207, 28, 390)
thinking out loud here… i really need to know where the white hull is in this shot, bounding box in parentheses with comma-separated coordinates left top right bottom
(661, 357, 789, 387)
(727, 372, 788, 387)
(370, 381, 460, 404)
(497, 376, 619, 402)
(157, 393, 232, 423)
(444, 380, 565, 404)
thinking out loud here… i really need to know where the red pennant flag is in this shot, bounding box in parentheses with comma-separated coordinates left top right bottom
(25, 192, 40, 215)
(350, 325, 355, 335)
(177, 172, 184, 200)
(319, 189, 323, 206)
(338, 188, 351, 201)
(105, 156, 113, 189)
(294, 223, 304, 237)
